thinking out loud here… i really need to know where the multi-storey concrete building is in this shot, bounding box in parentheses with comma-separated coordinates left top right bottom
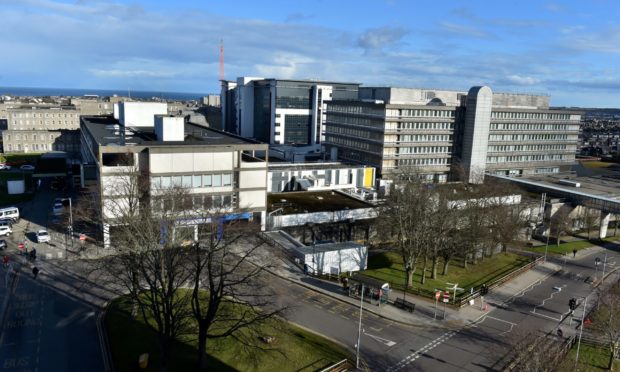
(80, 102, 269, 247)
(323, 86, 580, 184)
(221, 77, 360, 147)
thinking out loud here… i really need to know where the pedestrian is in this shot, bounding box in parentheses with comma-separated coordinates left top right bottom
(32, 266, 39, 279)
(29, 248, 36, 261)
(2, 255, 9, 267)
(573, 248, 577, 258)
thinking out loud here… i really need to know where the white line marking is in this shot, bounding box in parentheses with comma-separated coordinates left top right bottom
(485, 316, 517, 326)
(363, 331, 396, 347)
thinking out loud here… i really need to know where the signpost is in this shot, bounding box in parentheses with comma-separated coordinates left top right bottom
(434, 290, 441, 319)
(442, 291, 450, 319)
(446, 282, 464, 304)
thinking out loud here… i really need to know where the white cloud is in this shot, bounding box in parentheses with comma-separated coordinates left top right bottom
(439, 21, 491, 39)
(505, 75, 541, 86)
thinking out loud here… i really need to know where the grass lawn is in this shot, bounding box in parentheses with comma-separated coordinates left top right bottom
(528, 235, 620, 256)
(580, 161, 615, 169)
(362, 251, 533, 299)
(106, 296, 352, 372)
(560, 343, 620, 371)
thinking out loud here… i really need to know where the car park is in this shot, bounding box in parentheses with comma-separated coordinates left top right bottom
(0, 240, 6, 250)
(0, 207, 19, 222)
(20, 164, 35, 171)
(0, 226, 12, 237)
(36, 230, 50, 243)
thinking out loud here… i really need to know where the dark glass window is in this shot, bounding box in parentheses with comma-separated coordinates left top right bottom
(284, 115, 311, 145)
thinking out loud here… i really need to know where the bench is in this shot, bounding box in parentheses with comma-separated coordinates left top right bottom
(394, 297, 415, 313)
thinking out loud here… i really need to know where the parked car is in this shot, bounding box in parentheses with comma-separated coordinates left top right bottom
(0, 164, 11, 170)
(52, 203, 64, 215)
(36, 230, 50, 243)
(0, 240, 6, 250)
(0, 226, 12, 237)
(0, 220, 11, 229)
(20, 164, 35, 171)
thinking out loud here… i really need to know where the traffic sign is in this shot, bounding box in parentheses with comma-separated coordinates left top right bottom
(435, 291, 441, 300)
(443, 292, 450, 303)
(18, 243, 24, 251)
(79, 234, 86, 242)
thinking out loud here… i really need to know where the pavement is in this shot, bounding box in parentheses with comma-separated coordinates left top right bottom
(259, 231, 566, 329)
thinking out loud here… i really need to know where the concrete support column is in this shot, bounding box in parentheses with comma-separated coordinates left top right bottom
(260, 210, 267, 232)
(599, 211, 611, 239)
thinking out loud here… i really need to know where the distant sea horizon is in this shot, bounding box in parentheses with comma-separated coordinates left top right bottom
(0, 86, 209, 101)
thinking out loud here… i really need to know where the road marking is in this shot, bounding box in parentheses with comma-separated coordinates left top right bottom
(388, 324, 475, 371)
(363, 331, 396, 347)
(485, 316, 516, 326)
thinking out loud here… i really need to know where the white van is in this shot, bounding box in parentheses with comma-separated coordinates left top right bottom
(0, 207, 19, 222)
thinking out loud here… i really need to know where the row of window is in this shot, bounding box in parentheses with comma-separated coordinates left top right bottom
(11, 112, 77, 119)
(397, 146, 452, 154)
(5, 143, 77, 152)
(487, 154, 568, 163)
(535, 167, 560, 174)
(325, 114, 386, 128)
(152, 194, 234, 212)
(336, 148, 381, 167)
(491, 112, 572, 120)
(490, 123, 579, 131)
(324, 126, 383, 141)
(488, 144, 568, 152)
(398, 109, 455, 118)
(397, 158, 451, 166)
(397, 122, 455, 130)
(325, 136, 382, 153)
(327, 104, 384, 116)
(489, 134, 576, 141)
(397, 134, 452, 142)
(5, 133, 56, 141)
(11, 120, 77, 127)
(151, 173, 233, 190)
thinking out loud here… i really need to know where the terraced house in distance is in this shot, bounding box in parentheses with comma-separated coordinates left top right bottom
(80, 102, 268, 248)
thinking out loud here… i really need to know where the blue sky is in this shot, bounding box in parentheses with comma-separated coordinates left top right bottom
(1, 0, 619, 107)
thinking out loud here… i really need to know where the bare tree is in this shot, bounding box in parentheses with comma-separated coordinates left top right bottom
(377, 167, 435, 288)
(187, 216, 286, 370)
(550, 207, 573, 247)
(578, 207, 599, 240)
(591, 282, 620, 370)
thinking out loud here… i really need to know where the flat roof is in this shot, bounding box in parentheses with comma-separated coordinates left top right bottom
(295, 241, 366, 255)
(268, 162, 367, 171)
(268, 190, 372, 214)
(82, 115, 263, 147)
(519, 173, 620, 199)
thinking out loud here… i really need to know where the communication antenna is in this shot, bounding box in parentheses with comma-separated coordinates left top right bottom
(219, 39, 225, 82)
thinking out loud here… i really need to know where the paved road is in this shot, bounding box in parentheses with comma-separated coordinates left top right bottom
(260, 245, 620, 371)
(0, 259, 106, 372)
(391, 248, 620, 371)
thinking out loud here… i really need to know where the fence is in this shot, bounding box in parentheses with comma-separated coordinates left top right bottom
(456, 256, 544, 308)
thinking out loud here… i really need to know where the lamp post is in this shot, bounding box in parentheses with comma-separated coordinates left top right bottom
(355, 283, 364, 369)
(403, 263, 411, 302)
(575, 294, 590, 368)
(544, 225, 550, 263)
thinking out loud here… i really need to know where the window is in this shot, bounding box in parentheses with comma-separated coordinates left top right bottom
(172, 176, 182, 187)
(161, 176, 171, 188)
(202, 175, 212, 187)
(212, 174, 222, 187)
(222, 174, 232, 186)
(193, 175, 202, 188)
(151, 177, 161, 189)
(182, 175, 192, 188)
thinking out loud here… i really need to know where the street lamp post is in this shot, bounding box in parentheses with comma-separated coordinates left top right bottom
(355, 283, 365, 369)
(403, 263, 411, 302)
(575, 295, 590, 368)
(602, 252, 608, 282)
(544, 227, 550, 263)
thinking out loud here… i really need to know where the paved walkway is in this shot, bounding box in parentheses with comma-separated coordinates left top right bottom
(257, 232, 612, 328)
